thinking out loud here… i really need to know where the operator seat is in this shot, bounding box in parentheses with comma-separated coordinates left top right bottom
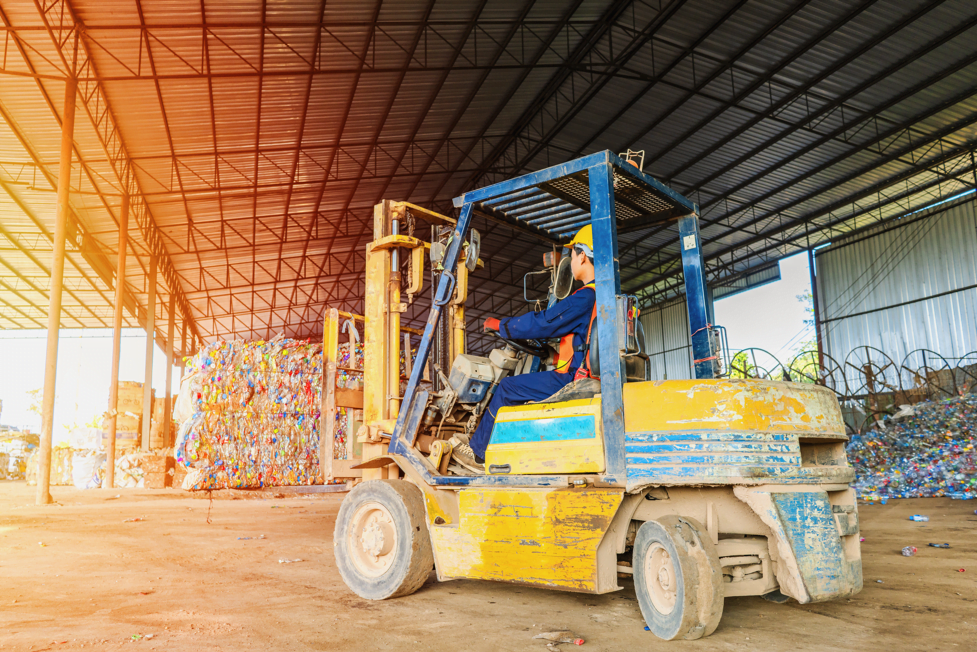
(537, 319, 650, 404)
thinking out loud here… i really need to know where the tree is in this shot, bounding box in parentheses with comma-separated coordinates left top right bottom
(785, 291, 821, 383)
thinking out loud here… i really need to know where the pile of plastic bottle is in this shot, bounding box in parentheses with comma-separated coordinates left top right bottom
(332, 341, 363, 462)
(847, 392, 977, 500)
(175, 336, 323, 490)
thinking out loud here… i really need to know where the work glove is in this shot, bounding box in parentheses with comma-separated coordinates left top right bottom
(483, 317, 500, 332)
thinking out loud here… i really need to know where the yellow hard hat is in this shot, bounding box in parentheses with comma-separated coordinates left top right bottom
(565, 224, 594, 258)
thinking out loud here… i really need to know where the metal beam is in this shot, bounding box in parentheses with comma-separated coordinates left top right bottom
(164, 291, 175, 448)
(633, 0, 878, 174)
(31, 0, 202, 345)
(623, 110, 977, 291)
(142, 254, 156, 451)
(37, 64, 77, 506)
(669, 0, 962, 194)
(105, 192, 128, 489)
(638, 144, 977, 304)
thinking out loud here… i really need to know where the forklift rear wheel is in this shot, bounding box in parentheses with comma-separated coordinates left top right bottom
(334, 479, 434, 600)
(633, 516, 724, 640)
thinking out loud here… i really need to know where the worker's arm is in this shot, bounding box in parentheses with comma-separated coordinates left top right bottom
(498, 287, 595, 340)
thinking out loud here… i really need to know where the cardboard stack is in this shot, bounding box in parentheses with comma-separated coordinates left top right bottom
(149, 397, 178, 449)
(103, 381, 149, 451)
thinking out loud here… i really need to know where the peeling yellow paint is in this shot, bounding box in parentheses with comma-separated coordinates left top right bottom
(423, 492, 453, 526)
(623, 379, 845, 436)
(430, 488, 622, 591)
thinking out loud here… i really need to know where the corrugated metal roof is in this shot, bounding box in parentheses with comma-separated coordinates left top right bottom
(0, 0, 975, 345)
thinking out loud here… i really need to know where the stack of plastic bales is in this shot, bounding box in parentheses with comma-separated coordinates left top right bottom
(175, 336, 323, 490)
(847, 392, 977, 500)
(333, 341, 364, 463)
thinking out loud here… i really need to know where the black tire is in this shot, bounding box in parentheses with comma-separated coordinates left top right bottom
(333, 479, 434, 600)
(633, 516, 724, 640)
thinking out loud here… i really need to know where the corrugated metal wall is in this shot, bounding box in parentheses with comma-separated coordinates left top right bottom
(816, 197, 977, 386)
(639, 297, 693, 380)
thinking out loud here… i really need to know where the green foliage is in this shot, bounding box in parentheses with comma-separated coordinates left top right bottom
(26, 388, 42, 415)
(796, 290, 815, 328)
(728, 351, 756, 379)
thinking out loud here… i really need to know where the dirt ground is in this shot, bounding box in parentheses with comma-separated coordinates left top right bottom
(1, 482, 975, 652)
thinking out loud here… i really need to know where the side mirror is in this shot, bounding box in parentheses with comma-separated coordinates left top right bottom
(465, 229, 480, 272)
(553, 256, 573, 301)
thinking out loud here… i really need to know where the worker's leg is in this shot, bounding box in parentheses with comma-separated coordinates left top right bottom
(469, 370, 574, 459)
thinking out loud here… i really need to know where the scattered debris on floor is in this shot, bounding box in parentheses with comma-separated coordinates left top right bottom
(533, 631, 584, 646)
(847, 393, 977, 500)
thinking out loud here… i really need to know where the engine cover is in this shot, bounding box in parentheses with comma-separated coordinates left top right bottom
(448, 355, 495, 404)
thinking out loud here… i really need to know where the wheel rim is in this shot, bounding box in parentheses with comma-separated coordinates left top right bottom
(347, 501, 397, 577)
(645, 542, 677, 614)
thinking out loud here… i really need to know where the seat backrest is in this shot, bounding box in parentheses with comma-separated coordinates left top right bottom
(587, 319, 648, 381)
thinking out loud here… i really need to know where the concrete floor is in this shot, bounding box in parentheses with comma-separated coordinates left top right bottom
(1, 482, 975, 652)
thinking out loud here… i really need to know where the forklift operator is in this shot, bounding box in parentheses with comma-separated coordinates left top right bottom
(458, 225, 598, 470)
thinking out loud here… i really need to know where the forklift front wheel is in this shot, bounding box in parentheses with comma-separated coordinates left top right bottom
(334, 479, 434, 600)
(633, 516, 724, 640)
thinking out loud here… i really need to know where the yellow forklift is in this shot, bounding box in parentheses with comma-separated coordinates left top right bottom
(331, 151, 862, 640)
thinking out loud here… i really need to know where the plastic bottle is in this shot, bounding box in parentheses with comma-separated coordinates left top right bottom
(909, 515, 929, 522)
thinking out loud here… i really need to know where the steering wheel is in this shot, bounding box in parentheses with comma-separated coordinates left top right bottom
(490, 330, 552, 359)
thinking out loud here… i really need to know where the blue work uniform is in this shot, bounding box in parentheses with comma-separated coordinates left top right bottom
(470, 284, 596, 459)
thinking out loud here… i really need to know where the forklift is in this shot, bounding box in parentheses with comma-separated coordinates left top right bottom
(331, 151, 862, 641)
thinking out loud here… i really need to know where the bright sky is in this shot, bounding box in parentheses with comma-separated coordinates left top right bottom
(0, 329, 182, 441)
(0, 253, 815, 437)
(714, 252, 815, 361)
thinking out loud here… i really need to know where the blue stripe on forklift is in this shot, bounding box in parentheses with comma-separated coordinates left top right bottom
(626, 432, 793, 442)
(626, 465, 800, 479)
(491, 415, 597, 445)
(625, 454, 800, 466)
(626, 441, 796, 453)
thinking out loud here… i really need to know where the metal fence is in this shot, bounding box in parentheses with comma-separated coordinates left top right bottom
(725, 346, 977, 434)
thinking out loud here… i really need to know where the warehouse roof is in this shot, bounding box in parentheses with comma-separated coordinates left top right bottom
(1, 0, 975, 348)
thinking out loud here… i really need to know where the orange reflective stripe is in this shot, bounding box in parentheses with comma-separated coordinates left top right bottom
(577, 301, 599, 379)
(555, 333, 575, 373)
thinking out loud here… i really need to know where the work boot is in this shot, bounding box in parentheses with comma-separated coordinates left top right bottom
(449, 437, 484, 474)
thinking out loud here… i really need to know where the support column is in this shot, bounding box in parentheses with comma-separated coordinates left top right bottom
(142, 255, 157, 450)
(36, 74, 77, 506)
(164, 292, 175, 448)
(678, 214, 715, 380)
(105, 193, 129, 489)
(588, 161, 626, 478)
(179, 319, 187, 380)
(808, 248, 824, 379)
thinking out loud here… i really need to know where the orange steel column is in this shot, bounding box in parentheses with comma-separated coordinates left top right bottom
(179, 319, 187, 379)
(142, 255, 157, 450)
(105, 193, 129, 490)
(163, 292, 175, 447)
(36, 73, 77, 505)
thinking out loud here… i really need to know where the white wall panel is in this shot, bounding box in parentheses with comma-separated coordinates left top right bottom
(816, 198, 977, 387)
(639, 297, 693, 380)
